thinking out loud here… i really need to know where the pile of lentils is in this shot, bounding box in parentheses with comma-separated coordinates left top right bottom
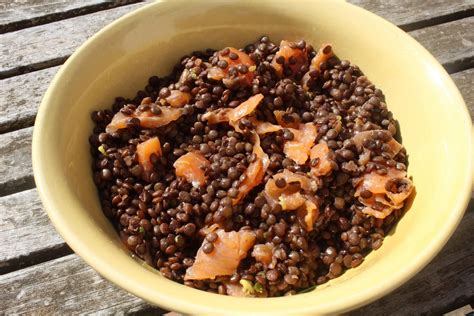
(89, 36, 408, 297)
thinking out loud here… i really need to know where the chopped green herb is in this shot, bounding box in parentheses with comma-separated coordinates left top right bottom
(278, 196, 287, 209)
(98, 145, 107, 156)
(249, 65, 257, 72)
(253, 282, 264, 293)
(138, 227, 145, 234)
(190, 71, 198, 80)
(239, 279, 255, 295)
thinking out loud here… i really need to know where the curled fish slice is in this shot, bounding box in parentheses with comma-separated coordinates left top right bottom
(136, 137, 162, 175)
(202, 94, 264, 125)
(233, 133, 270, 205)
(283, 123, 318, 165)
(352, 130, 403, 158)
(264, 169, 318, 209)
(252, 243, 274, 266)
(361, 205, 394, 219)
(355, 168, 414, 219)
(386, 178, 414, 206)
(164, 90, 192, 107)
(296, 196, 320, 232)
(309, 142, 334, 177)
(106, 105, 185, 133)
(251, 118, 282, 135)
(207, 47, 256, 87)
(301, 43, 334, 90)
(274, 110, 300, 129)
(263, 169, 320, 231)
(271, 40, 309, 78)
(173, 152, 210, 187)
(355, 168, 407, 196)
(184, 229, 256, 280)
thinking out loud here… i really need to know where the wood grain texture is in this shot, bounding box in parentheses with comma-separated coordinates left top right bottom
(0, 66, 470, 196)
(0, 0, 141, 34)
(0, 67, 471, 138)
(1, 19, 473, 133)
(0, 3, 473, 79)
(350, 202, 474, 316)
(0, 2, 147, 78)
(0, 188, 70, 274)
(0, 127, 33, 197)
(452, 68, 474, 120)
(0, 66, 59, 133)
(349, 0, 474, 31)
(410, 17, 474, 73)
(0, 200, 471, 314)
(0, 1, 472, 314)
(0, 254, 166, 315)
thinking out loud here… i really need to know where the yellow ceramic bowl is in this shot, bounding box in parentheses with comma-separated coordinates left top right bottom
(33, 1, 472, 314)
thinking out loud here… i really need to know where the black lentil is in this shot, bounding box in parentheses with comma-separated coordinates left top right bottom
(90, 36, 410, 298)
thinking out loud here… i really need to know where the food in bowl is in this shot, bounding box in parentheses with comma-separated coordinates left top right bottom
(89, 36, 414, 297)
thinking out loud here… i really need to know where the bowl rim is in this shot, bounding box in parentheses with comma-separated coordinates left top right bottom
(32, 0, 473, 314)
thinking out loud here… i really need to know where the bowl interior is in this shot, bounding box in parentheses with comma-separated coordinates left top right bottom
(33, 1, 472, 314)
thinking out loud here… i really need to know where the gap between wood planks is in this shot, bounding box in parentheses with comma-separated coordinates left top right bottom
(0, 48, 473, 199)
(0, 2, 150, 80)
(0, 17, 473, 135)
(1, 243, 73, 275)
(400, 7, 474, 31)
(0, 78, 472, 278)
(0, 66, 471, 275)
(0, 188, 74, 274)
(0, 0, 473, 285)
(0, 201, 472, 314)
(0, 57, 67, 81)
(0, 3, 473, 80)
(0, 0, 144, 34)
(0, 127, 34, 197)
(0, 67, 472, 199)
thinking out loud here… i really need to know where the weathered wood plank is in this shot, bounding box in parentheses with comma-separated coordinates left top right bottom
(0, 200, 471, 314)
(0, 1, 471, 259)
(0, 67, 470, 196)
(1, 21, 473, 134)
(350, 201, 474, 316)
(410, 17, 474, 73)
(0, 188, 71, 274)
(451, 68, 474, 121)
(1, 3, 473, 79)
(0, 69, 471, 153)
(0, 66, 59, 133)
(0, 1, 141, 34)
(0, 2, 147, 78)
(1, 0, 471, 34)
(349, 0, 474, 31)
(0, 1, 472, 313)
(0, 254, 166, 315)
(0, 127, 33, 197)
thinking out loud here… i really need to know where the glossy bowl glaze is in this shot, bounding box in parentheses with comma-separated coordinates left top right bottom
(32, 1, 472, 314)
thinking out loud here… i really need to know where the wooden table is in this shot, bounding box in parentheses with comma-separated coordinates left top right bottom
(1, 1, 473, 314)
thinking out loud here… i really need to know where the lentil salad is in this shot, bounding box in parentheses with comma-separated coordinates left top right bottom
(89, 36, 414, 297)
